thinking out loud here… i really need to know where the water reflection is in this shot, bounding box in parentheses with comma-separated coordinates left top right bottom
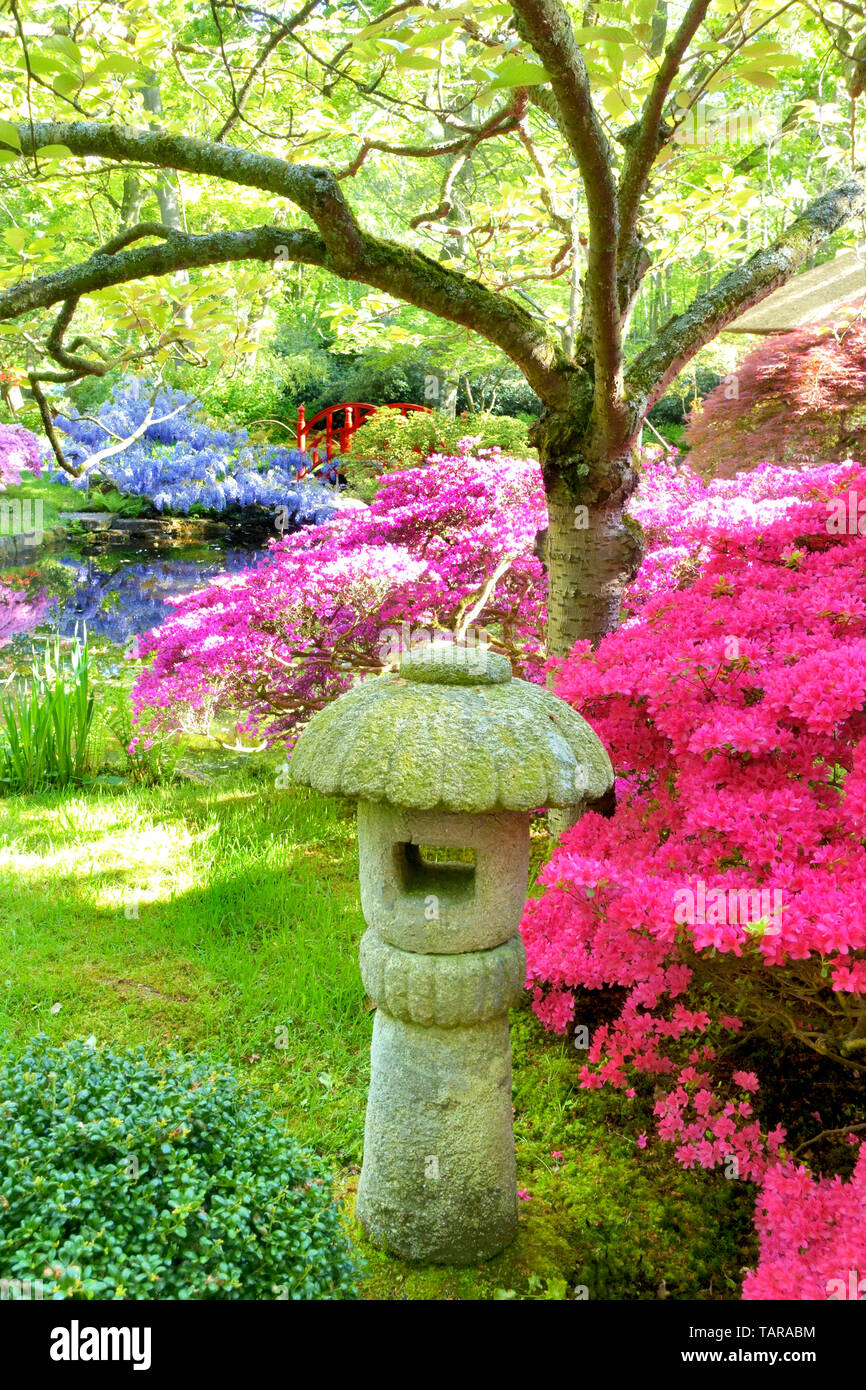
(1, 546, 267, 651)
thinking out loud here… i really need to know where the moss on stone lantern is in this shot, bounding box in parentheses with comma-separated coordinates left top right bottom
(290, 638, 614, 1263)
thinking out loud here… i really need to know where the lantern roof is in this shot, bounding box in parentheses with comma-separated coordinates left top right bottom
(289, 640, 614, 813)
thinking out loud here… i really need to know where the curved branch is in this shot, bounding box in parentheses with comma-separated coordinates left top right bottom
(15, 120, 367, 267)
(0, 225, 318, 321)
(511, 0, 620, 431)
(626, 178, 866, 410)
(9, 119, 572, 400)
(617, 0, 711, 260)
(0, 218, 573, 406)
(46, 296, 108, 376)
(97, 221, 174, 256)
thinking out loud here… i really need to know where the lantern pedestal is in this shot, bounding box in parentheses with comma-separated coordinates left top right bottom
(357, 1011, 519, 1263)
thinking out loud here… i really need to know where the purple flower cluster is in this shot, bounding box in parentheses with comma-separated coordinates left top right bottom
(52, 378, 338, 522)
(0, 424, 43, 490)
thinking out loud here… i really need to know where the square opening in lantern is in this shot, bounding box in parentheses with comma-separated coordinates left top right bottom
(393, 842, 477, 904)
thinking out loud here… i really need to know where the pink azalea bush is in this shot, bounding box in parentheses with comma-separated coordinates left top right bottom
(135, 434, 864, 1296)
(0, 423, 43, 489)
(0, 580, 49, 647)
(742, 1144, 866, 1300)
(525, 451, 866, 1297)
(132, 447, 546, 742)
(625, 446, 866, 613)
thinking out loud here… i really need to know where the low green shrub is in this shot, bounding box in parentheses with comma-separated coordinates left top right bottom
(647, 365, 722, 426)
(0, 1037, 361, 1300)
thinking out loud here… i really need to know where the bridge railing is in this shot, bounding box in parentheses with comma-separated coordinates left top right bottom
(296, 401, 432, 468)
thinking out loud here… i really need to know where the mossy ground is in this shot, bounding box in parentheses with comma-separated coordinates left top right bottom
(0, 765, 756, 1299)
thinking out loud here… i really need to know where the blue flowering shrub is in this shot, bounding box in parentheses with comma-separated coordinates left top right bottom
(0, 1037, 361, 1300)
(52, 378, 338, 524)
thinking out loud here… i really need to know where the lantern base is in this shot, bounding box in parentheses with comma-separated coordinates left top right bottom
(356, 1011, 519, 1264)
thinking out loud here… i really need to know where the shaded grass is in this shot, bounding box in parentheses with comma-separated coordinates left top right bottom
(0, 768, 756, 1299)
(1, 474, 83, 532)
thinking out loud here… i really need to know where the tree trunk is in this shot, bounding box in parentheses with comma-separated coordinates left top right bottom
(541, 434, 644, 658)
(143, 82, 193, 331)
(540, 422, 643, 837)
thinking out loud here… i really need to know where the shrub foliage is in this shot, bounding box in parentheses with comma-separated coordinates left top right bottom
(0, 1037, 361, 1300)
(686, 324, 866, 476)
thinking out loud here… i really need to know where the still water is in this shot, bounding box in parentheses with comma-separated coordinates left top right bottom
(1, 542, 266, 660)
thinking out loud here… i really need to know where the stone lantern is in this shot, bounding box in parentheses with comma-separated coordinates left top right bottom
(289, 638, 614, 1264)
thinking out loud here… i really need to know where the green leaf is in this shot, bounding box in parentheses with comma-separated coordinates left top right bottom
(394, 52, 440, 69)
(53, 72, 82, 98)
(572, 25, 634, 43)
(358, 13, 406, 38)
(45, 35, 83, 68)
(738, 69, 779, 89)
(3, 227, 28, 252)
(34, 144, 74, 161)
(602, 40, 624, 78)
(601, 88, 630, 119)
(28, 52, 73, 76)
(490, 56, 550, 88)
(0, 120, 21, 150)
(407, 23, 454, 46)
(738, 40, 787, 58)
(91, 54, 140, 77)
(0, 150, 20, 166)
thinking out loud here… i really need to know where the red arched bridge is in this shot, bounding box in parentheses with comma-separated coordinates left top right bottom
(296, 401, 431, 475)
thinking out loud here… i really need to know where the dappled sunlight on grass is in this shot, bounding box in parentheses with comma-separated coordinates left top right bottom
(0, 770, 370, 1163)
(0, 768, 757, 1299)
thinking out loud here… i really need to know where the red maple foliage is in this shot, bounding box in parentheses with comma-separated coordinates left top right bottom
(686, 323, 866, 477)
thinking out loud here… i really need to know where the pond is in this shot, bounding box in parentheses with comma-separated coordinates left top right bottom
(0, 540, 270, 773)
(1, 539, 266, 656)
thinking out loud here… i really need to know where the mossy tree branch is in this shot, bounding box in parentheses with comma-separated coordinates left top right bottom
(511, 0, 622, 439)
(625, 178, 866, 416)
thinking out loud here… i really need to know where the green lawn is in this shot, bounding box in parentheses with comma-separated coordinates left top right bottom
(0, 768, 756, 1299)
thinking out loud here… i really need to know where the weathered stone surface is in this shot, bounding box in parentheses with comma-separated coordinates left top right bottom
(355, 1012, 518, 1263)
(70, 512, 114, 530)
(288, 638, 614, 1264)
(400, 641, 512, 685)
(290, 642, 614, 812)
(70, 514, 229, 547)
(360, 929, 525, 1027)
(358, 802, 530, 953)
